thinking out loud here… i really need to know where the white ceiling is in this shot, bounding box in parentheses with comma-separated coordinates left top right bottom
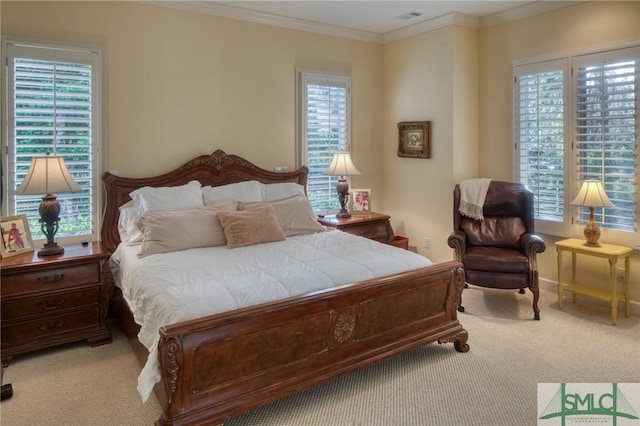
(147, 1, 577, 42)
(214, 1, 531, 34)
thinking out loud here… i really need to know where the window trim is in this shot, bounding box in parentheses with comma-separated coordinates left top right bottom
(1, 36, 106, 244)
(512, 41, 640, 249)
(295, 68, 352, 212)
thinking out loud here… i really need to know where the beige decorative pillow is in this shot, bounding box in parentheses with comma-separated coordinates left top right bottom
(136, 201, 237, 257)
(217, 205, 286, 249)
(239, 195, 326, 237)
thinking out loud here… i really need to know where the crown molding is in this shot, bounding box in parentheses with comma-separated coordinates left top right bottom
(383, 12, 479, 44)
(140, 1, 383, 43)
(140, 1, 583, 44)
(479, 1, 581, 28)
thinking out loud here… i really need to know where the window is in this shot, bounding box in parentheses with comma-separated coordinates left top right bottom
(515, 59, 567, 228)
(296, 69, 350, 211)
(514, 45, 639, 247)
(2, 38, 104, 243)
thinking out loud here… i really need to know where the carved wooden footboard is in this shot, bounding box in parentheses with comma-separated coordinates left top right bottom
(155, 261, 468, 426)
(101, 150, 469, 426)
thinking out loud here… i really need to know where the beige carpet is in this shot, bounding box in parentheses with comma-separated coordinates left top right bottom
(1, 286, 638, 426)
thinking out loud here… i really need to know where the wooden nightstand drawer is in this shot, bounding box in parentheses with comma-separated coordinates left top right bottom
(2, 263, 101, 296)
(1, 308, 99, 346)
(2, 287, 99, 321)
(318, 213, 394, 245)
(343, 222, 389, 242)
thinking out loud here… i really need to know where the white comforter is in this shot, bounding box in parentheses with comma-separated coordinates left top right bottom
(110, 230, 432, 401)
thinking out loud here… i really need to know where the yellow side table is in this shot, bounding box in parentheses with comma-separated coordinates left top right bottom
(556, 238, 633, 325)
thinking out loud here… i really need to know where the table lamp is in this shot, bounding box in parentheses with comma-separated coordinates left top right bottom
(324, 151, 361, 218)
(570, 180, 614, 247)
(15, 154, 81, 256)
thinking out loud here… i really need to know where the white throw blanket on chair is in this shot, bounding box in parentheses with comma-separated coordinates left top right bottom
(458, 178, 492, 220)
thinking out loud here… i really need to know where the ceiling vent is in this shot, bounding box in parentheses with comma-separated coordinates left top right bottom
(396, 11, 423, 20)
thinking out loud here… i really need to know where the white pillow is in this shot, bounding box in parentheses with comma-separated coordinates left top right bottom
(118, 200, 143, 243)
(202, 180, 263, 205)
(262, 182, 306, 202)
(130, 180, 203, 214)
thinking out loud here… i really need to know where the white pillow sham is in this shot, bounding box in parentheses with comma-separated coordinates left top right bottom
(130, 180, 203, 214)
(262, 182, 305, 202)
(202, 180, 262, 205)
(118, 200, 143, 243)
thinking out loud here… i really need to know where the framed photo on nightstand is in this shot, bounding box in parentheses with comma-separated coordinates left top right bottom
(0, 214, 34, 258)
(351, 189, 371, 212)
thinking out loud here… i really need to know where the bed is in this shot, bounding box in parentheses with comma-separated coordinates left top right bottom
(102, 149, 469, 426)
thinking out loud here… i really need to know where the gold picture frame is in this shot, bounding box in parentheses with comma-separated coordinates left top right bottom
(397, 121, 430, 159)
(1, 214, 35, 258)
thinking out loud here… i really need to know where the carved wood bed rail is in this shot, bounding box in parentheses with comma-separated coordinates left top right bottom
(101, 150, 469, 425)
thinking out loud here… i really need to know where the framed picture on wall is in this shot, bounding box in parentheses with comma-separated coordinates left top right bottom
(351, 189, 371, 212)
(0, 214, 34, 258)
(397, 121, 430, 158)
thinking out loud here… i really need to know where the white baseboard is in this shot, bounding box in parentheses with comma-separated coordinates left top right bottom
(539, 277, 640, 317)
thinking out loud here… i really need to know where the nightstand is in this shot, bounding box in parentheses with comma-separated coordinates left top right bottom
(317, 212, 394, 245)
(1, 242, 114, 366)
(556, 238, 633, 325)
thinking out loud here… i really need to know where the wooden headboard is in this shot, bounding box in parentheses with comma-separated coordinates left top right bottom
(101, 149, 308, 251)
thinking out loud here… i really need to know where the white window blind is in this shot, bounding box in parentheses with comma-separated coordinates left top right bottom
(574, 49, 637, 233)
(4, 40, 103, 242)
(297, 70, 350, 211)
(514, 45, 639, 247)
(515, 60, 566, 226)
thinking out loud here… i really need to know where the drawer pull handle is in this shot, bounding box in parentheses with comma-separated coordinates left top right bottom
(38, 274, 64, 284)
(38, 299, 65, 311)
(38, 320, 65, 333)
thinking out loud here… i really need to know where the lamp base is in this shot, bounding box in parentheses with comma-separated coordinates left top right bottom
(38, 194, 64, 256)
(336, 177, 351, 219)
(583, 208, 601, 247)
(38, 243, 64, 257)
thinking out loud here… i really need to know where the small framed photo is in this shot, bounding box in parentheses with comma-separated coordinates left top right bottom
(398, 121, 430, 159)
(351, 189, 371, 212)
(1, 214, 34, 258)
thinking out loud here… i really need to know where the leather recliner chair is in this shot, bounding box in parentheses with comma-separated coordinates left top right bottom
(447, 181, 546, 320)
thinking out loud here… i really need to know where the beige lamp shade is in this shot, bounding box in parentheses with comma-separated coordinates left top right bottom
(16, 156, 81, 195)
(570, 180, 614, 247)
(324, 152, 362, 177)
(570, 180, 614, 208)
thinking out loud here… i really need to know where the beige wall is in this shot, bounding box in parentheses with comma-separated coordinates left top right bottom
(478, 1, 640, 302)
(383, 25, 479, 264)
(1, 0, 384, 195)
(3, 1, 639, 305)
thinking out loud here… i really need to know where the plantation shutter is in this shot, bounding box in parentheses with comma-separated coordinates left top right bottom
(6, 43, 100, 241)
(514, 59, 567, 224)
(298, 71, 350, 211)
(573, 47, 638, 233)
